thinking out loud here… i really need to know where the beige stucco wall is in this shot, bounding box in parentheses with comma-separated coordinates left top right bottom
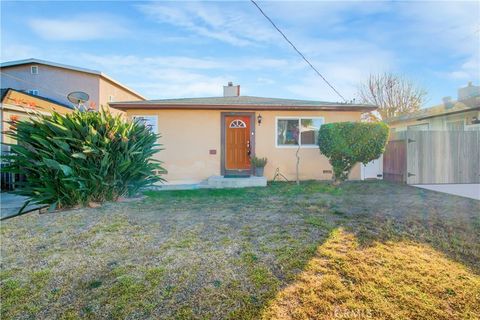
(99, 79, 143, 114)
(1, 108, 31, 145)
(125, 109, 362, 184)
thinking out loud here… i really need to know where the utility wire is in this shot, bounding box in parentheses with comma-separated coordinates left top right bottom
(250, 0, 347, 102)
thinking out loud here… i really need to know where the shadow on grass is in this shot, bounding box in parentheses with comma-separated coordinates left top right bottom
(2, 180, 478, 319)
(145, 180, 480, 273)
(261, 228, 480, 320)
(143, 180, 480, 319)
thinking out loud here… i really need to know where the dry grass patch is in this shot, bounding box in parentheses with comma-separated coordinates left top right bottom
(262, 228, 480, 320)
(1, 181, 478, 319)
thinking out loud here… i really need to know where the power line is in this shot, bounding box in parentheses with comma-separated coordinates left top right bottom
(250, 0, 347, 102)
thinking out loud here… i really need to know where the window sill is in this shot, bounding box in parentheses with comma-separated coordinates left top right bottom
(275, 145, 319, 149)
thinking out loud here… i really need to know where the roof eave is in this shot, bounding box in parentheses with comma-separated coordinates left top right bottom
(417, 106, 480, 120)
(109, 103, 377, 112)
(98, 73, 146, 100)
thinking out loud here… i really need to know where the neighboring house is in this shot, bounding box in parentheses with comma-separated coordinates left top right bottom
(1, 88, 75, 189)
(1, 88, 74, 145)
(386, 82, 480, 132)
(110, 83, 376, 184)
(0, 58, 145, 110)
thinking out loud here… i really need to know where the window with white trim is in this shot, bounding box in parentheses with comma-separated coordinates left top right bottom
(132, 115, 158, 134)
(31, 66, 38, 74)
(276, 117, 324, 147)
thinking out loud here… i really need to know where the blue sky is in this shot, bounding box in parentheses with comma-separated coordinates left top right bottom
(1, 1, 479, 106)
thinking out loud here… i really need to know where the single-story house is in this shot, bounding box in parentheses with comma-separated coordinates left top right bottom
(110, 83, 376, 184)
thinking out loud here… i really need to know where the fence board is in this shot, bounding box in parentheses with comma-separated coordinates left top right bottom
(406, 131, 480, 184)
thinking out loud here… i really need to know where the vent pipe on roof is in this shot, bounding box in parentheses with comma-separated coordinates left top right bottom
(442, 96, 454, 109)
(223, 82, 240, 97)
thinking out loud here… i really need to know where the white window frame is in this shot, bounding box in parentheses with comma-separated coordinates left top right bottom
(275, 116, 324, 148)
(132, 115, 158, 134)
(28, 89, 39, 96)
(31, 66, 38, 74)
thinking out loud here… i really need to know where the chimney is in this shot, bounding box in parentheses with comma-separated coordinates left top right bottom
(442, 96, 453, 109)
(458, 81, 480, 101)
(223, 82, 240, 97)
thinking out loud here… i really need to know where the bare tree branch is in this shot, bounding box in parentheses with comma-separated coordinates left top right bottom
(358, 73, 427, 120)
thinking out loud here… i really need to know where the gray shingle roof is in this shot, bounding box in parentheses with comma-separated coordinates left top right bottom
(110, 96, 375, 111)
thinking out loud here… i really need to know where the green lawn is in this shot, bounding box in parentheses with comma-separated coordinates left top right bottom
(1, 181, 479, 319)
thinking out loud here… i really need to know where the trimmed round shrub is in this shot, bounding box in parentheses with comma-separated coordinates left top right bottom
(318, 122, 389, 183)
(3, 110, 165, 209)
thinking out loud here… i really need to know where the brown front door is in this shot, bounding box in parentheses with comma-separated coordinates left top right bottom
(225, 116, 251, 170)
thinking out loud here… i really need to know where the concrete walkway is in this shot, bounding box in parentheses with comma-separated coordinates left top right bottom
(414, 184, 480, 200)
(149, 176, 267, 191)
(0, 193, 45, 220)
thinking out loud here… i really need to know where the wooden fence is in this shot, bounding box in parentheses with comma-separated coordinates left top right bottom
(383, 130, 480, 184)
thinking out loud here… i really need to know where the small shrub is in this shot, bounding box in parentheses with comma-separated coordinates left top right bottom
(250, 156, 267, 168)
(318, 122, 389, 184)
(2, 110, 165, 209)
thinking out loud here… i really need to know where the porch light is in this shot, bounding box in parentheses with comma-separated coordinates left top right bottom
(257, 114, 263, 125)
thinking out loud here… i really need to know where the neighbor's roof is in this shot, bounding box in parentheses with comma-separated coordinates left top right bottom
(386, 96, 480, 124)
(109, 96, 376, 111)
(1, 87, 73, 109)
(0, 58, 146, 100)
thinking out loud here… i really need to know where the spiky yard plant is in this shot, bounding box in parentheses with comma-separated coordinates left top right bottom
(2, 110, 165, 209)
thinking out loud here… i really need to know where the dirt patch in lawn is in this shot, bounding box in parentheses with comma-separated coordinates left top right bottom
(1, 181, 479, 319)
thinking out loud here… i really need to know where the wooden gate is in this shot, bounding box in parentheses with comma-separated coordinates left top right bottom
(406, 131, 480, 184)
(383, 139, 407, 183)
